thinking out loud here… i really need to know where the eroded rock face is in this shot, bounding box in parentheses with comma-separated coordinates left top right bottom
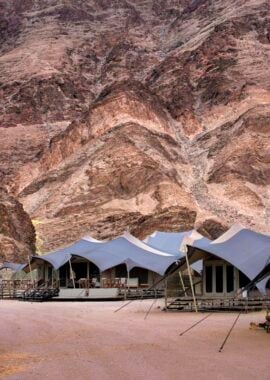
(195, 217, 228, 240)
(0, 0, 269, 252)
(0, 189, 35, 262)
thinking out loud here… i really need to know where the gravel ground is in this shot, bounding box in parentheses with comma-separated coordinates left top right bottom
(0, 299, 269, 379)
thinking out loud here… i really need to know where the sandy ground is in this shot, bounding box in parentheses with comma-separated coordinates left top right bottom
(0, 299, 269, 380)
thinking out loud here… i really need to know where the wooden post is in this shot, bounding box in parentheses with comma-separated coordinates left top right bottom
(185, 251, 198, 313)
(179, 271, 187, 296)
(28, 255, 34, 286)
(124, 283, 127, 300)
(87, 262, 90, 281)
(69, 259, 75, 289)
(164, 278, 168, 311)
(99, 271, 102, 288)
(127, 269, 130, 292)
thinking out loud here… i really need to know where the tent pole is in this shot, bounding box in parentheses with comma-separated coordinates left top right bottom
(185, 251, 198, 312)
(69, 259, 75, 289)
(164, 278, 168, 310)
(28, 255, 34, 286)
(127, 269, 130, 292)
(87, 262, 90, 282)
(179, 270, 187, 296)
(99, 270, 102, 288)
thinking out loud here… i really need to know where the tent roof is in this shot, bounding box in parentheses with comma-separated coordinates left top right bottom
(0, 262, 27, 272)
(191, 223, 270, 291)
(145, 229, 211, 273)
(31, 232, 178, 275)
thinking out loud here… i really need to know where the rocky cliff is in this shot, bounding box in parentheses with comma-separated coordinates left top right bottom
(0, 188, 35, 262)
(0, 0, 269, 252)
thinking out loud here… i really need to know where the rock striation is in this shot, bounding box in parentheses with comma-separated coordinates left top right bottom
(0, 0, 269, 252)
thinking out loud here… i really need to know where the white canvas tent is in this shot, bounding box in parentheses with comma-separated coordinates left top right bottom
(0, 262, 27, 272)
(145, 229, 211, 274)
(188, 223, 270, 294)
(29, 232, 179, 276)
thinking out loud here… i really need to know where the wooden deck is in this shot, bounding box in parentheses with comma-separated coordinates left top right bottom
(166, 296, 270, 312)
(0, 280, 164, 301)
(0, 280, 59, 301)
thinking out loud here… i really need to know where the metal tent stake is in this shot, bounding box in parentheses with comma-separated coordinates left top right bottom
(179, 313, 212, 336)
(218, 312, 241, 352)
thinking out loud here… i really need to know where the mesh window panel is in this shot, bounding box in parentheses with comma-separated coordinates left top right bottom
(205, 266, 213, 293)
(215, 265, 223, 293)
(226, 265, 234, 293)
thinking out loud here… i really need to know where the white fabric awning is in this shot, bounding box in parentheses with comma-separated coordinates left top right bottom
(30, 232, 178, 275)
(145, 229, 211, 274)
(0, 262, 27, 272)
(191, 223, 270, 294)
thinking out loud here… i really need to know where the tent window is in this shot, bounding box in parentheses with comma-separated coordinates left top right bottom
(205, 266, 213, 293)
(115, 264, 127, 278)
(59, 264, 68, 287)
(130, 267, 148, 284)
(89, 263, 100, 279)
(215, 265, 223, 293)
(48, 266, 53, 280)
(72, 262, 87, 279)
(226, 265, 234, 293)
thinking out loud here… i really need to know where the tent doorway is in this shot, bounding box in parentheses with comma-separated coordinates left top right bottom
(114, 264, 149, 286)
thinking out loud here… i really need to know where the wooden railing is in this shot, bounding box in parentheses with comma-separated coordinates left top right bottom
(0, 279, 60, 300)
(0, 280, 35, 299)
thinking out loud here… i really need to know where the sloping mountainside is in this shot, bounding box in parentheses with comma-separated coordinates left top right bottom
(0, 0, 269, 252)
(0, 188, 35, 262)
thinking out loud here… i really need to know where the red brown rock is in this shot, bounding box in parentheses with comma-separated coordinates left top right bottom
(0, 0, 269, 252)
(0, 188, 36, 262)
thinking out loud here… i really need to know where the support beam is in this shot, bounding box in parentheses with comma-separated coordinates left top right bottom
(185, 251, 198, 312)
(179, 271, 187, 296)
(127, 269, 130, 291)
(69, 259, 76, 289)
(28, 256, 34, 285)
(164, 278, 168, 311)
(87, 262, 90, 281)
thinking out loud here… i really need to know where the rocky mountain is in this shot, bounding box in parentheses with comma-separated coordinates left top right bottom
(0, 188, 35, 262)
(0, 0, 269, 252)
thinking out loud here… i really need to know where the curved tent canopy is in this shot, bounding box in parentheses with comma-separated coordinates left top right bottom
(29, 237, 108, 270)
(0, 262, 27, 272)
(29, 232, 178, 276)
(144, 230, 193, 253)
(144, 229, 211, 274)
(89, 232, 178, 275)
(32, 251, 72, 270)
(188, 223, 270, 294)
